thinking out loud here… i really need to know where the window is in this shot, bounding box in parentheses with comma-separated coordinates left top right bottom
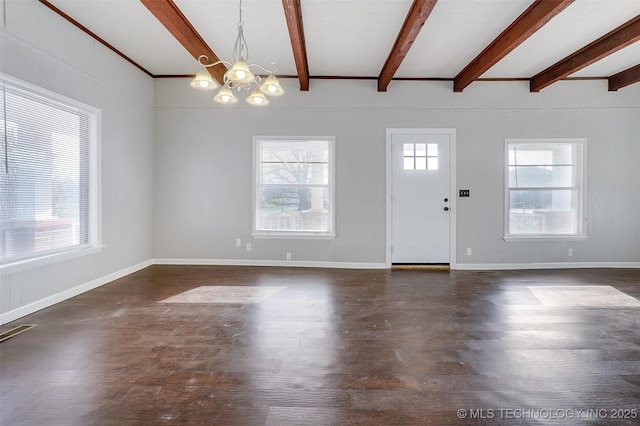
(505, 139, 586, 239)
(1, 75, 100, 270)
(403, 143, 438, 170)
(254, 136, 335, 238)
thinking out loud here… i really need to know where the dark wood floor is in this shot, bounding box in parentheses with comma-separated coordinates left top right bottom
(1, 266, 639, 425)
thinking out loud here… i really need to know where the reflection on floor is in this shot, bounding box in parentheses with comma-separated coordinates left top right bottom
(1, 266, 639, 425)
(529, 285, 640, 307)
(160, 286, 286, 304)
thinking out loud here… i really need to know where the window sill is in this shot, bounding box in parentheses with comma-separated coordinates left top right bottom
(503, 235, 588, 242)
(0, 245, 103, 275)
(252, 232, 336, 240)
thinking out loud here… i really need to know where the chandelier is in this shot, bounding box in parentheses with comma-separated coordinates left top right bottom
(190, 0, 284, 106)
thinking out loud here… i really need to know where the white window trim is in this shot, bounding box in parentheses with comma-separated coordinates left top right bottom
(252, 135, 336, 239)
(0, 73, 102, 273)
(503, 138, 587, 241)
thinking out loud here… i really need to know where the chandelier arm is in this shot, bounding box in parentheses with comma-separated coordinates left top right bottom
(205, 60, 232, 69)
(226, 81, 255, 91)
(198, 55, 231, 69)
(247, 62, 279, 75)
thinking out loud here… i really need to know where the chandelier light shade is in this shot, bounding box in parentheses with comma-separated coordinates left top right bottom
(191, 0, 284, 107)
(213, 86, 238, 104)
(246, 88, 269, 106)
(259, 74, 285, 96)
(225, 60, 255, 85)
(190, 69, 219, 91)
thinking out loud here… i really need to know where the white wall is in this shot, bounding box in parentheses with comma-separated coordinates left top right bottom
(0, 0, 154, 322)
(154, 76, 640, 268)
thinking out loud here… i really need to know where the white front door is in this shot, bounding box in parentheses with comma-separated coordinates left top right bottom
(390, 129, 453, 264)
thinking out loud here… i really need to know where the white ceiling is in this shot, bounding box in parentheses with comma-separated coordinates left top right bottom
(43, 0, 640, 88)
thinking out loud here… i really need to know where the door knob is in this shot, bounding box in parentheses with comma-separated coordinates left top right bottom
(444, 207, 449, 211)
(444, 198, 449, 202)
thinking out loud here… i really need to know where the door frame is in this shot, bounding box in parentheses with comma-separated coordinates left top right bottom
(385, 128, 457, 268)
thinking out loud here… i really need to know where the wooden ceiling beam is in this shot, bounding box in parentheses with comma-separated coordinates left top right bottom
(378, 0, 438, 92)
(530, 14, 640, 92)
(454, 0, 574, 92)
(608, 64, 640, 91)
(282, 0, 310, 91)
(140, 0, 226, 84)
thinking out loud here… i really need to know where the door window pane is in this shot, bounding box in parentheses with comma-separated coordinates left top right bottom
(403, 143, 438, 171)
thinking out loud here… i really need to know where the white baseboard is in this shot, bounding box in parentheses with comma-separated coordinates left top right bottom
(153, 258, 388, 270)
(454, 262, 640, 270)
(0, 259, 153, 325)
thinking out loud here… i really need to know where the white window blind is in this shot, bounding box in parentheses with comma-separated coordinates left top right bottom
(505, 139, 586, 238)
(1, 76, 99, 267)
(254, 136, 335, 237)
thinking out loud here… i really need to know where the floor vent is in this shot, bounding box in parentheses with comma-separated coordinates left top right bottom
(0, 324, 38, 343)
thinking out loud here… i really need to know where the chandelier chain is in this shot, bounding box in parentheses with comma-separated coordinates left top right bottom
(233, 0, 248, 62)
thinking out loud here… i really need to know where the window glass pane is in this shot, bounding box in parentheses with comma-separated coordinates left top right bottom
(549, 145, 574, 164)
(51, 133, 81, 221)
(509, 165, 575, 188)
(427, 143, 438, 156)
(255, 137, 334, 235)
(308, 163, 329, 185)
(511, 148, 552, 166)
(257, 187, 329, 232)
(403, 143, 414, 156)
(403, 157, 414, 170)
(415, 157, 426, 170)
(1, 80, 96, 265)
(415, 143, 426, 156)
(506, 140, 584, 238)
(262, 164, 328, 185)
(262, 140, 328, 163)
(508, 143, 575, 166)
(427, 157, 438, 171)
(509, 189, 577, 234)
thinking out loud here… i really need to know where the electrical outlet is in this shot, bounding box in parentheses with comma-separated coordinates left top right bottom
(286, 252, 292, 260)
(568, 248, 573, 257)
(466, 247, 472, 256)
(235, 238, 241, 247)
(246, 243, 252, 252)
